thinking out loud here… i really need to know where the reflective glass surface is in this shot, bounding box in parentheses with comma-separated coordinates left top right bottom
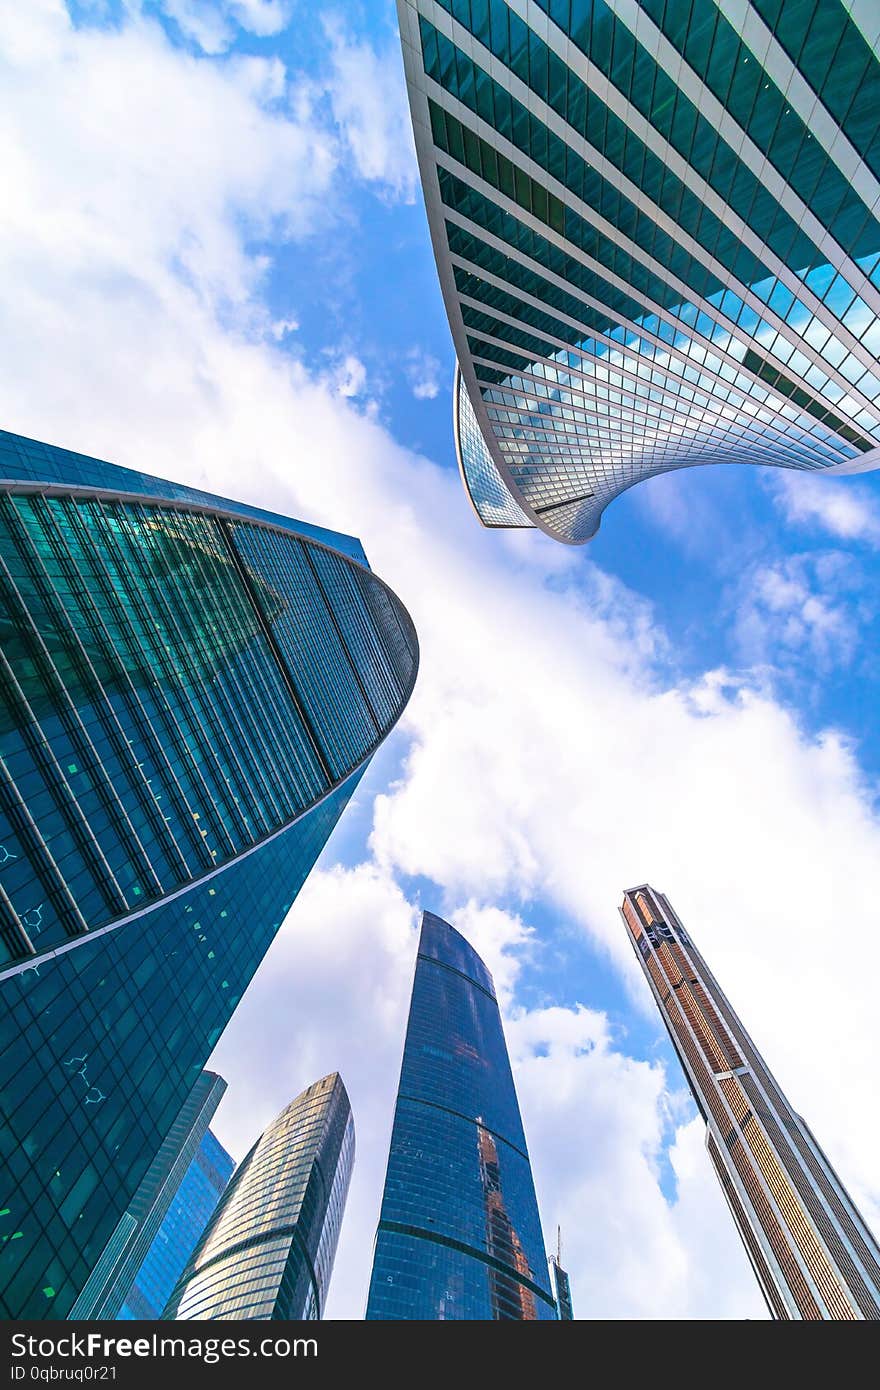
(0, 430, 418, 1319)
(455, 365, 533, 527)
(68, 1070, 228, 1318)
(119, 1128, 233, 1320)
(398, 0, 880, 541)
(366, 912, 555, 1319)
(164, 1074, 354, 1321)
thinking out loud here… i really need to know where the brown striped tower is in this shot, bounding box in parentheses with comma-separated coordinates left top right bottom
(621, 885, 880, 1320)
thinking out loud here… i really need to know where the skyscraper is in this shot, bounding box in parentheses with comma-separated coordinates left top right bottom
(366, 911, 555, 1319)
(69, 1070, 229, 1319)
(549, 1228, 573, 1320)
(621, 884, 880, 1320)
(0, 428, 418, 1319)
(119, 1128, 233, 1321)
(550, 1257, 573, 1321)
(398, 1, 880, 542)
(164, 1073, 354, 1320)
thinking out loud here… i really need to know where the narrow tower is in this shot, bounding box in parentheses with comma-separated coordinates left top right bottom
(549, 1227, 573, 1321)
(164, 1073, 354, 1320)
(366, 911, 555, 1319)
(621, 885, 880, 1320)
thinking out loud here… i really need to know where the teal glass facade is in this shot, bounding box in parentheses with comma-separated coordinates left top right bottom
(398, 0, 880, 541)
(0, 429, 418, 1319)
(120, 1128, 233, 1320)
(164, 1073, 354, 1321)
(68, 1070, 229, 1319)
(366, 912, 555, 1320)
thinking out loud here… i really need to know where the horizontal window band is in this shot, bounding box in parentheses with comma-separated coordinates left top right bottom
(416, 950, 497, 1002)
(743, 349, 875, 451)
(376, 1220, 556, 1308)
(534, 493, 594, 515)
(396, 1093, 530, 1164)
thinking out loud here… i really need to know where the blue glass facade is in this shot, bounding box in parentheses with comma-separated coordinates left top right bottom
(398, 1, 880, 541)
(366, 912, 555, 1319)
(165, 1073, 354, 1320)
(0, 429, 418, 1319)
(119, 1129, 233, 1320)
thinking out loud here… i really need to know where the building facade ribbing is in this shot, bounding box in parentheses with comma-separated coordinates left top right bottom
(622, 884, 880, 1320)
(399, 0, 880, 541)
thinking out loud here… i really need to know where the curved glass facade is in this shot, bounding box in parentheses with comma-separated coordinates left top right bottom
(366, 911, 555, 1320)
(164, 1073, 354, 1320)
(399, 0, 880, 542)
(454, 363, 533, 527)
(0, 429, 417, 1319)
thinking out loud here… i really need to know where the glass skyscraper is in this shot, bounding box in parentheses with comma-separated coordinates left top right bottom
(164, 1073, 354, 1320)
(548, 1227, 573, 1319)
(119, 1128, 233, 1321)
(0, 428, 418, 1319)
(366, 911, 555, 1319)
(398, 1, 880, 542)
(69, 1070, 229, 1319)
(622, 885, 880, 1320)
(550, 1255, 573, 1320)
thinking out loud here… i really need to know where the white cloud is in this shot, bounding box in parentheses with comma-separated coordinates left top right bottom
(771, 470, 880, 546)
(158, 0, 235, 54)
(404, 346, 443, 400)
(323, 18, 417, 202)
(157, 0, 293, 54)
(510, 1007, 766, 1318)
(227, 0, 293, 37)
(732, 552, 868, 672)
(270, 315, 299, 340)
(0, 2, 337, 320)
(328, 352, 368, 399)
(2, 2, 879, 1320)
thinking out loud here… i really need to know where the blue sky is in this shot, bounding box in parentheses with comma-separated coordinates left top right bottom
(4, 0, 880, 1319)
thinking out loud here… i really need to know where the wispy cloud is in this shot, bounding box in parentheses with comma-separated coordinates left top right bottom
(156, 0, 293, 54)
(270, 315, 299, 340)
(328, 351, 367, 399)
(404, 345, 443, 400)
(322, 17, 417, 203)
(731, 552, 869, 674)
(770, 470, 880, 546)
